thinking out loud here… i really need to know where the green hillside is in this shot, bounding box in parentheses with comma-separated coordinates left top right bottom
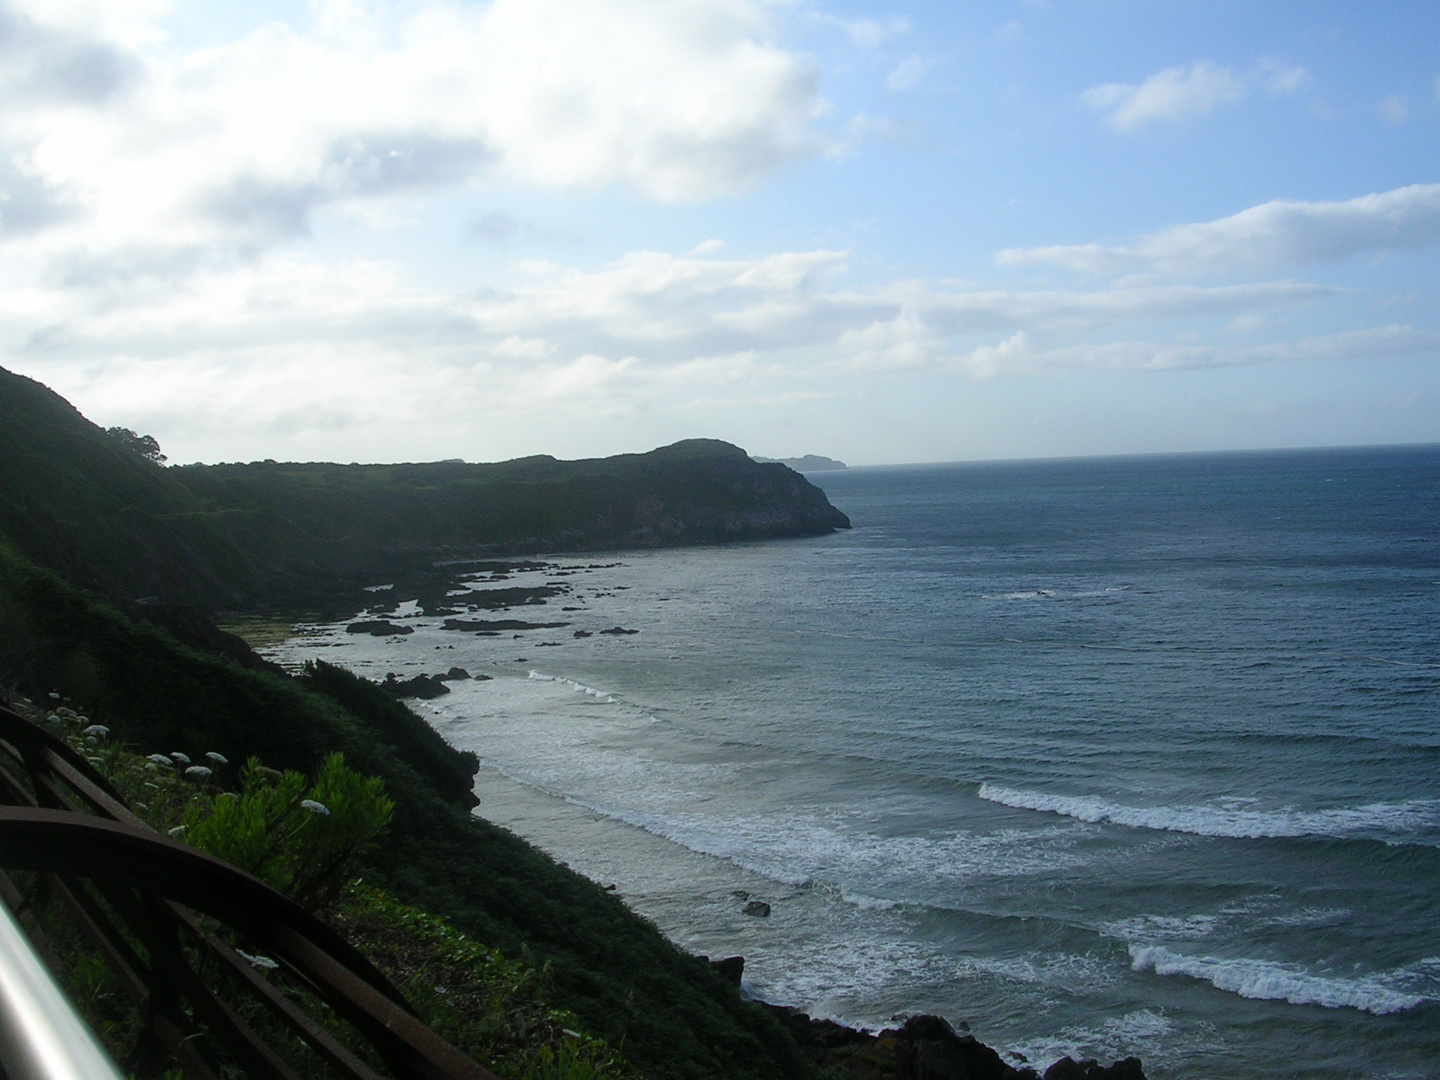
(0, 366, 849, 613)
(0, 365, 840, 1078)
(0, 548, 804, 1079)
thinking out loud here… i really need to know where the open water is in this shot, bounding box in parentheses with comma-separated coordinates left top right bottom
(273, 445, 1440, 1079)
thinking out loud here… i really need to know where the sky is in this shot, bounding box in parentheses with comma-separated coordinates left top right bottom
(2, 0, 1438, 466)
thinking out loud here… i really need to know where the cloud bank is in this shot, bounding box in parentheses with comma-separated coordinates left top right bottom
(0, 0, 825, 262)
(997, 183, 1440, 275)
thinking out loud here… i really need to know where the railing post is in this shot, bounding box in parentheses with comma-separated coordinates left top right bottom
(0, 898, 126, 1080)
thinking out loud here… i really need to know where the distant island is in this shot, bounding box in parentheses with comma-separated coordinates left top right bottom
(751, 454, 847, 472)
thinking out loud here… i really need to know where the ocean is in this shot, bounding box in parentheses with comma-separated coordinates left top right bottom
(272, 445, 1440, 1080)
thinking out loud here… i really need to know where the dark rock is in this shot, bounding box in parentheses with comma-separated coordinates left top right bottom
(347, 620, 413, 636)
(599, 626, 640, 635)
(460, 585, 565, 610)
(709, 955, 744, 985)
(1090, 1059, 1145, 1080)
(573, 630, 592, 638)
(753, 1002, 1141, 1080)
(443, 618, 569, 631)
(743, 900, 771, 917)
(896, 1015, 1012, 1080)
(439, 667, 471, 681)
(381, 673, 450, 699)
(1043, 1057, 1146, 1080)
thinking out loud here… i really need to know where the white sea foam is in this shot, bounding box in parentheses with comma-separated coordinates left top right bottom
(527, 671, 614, 702)
(978, 784, 1440, 840)
(1011, 1010, 1178, 1078)
(1099, 913, 1219, 942)
(839, 889, 898, 911)
(1129, 945, 1430, 1015)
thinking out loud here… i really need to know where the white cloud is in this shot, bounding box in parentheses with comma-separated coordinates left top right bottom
(0, 0, 826, 262)
(945, 324, 1438, 377)
(1080, 59, 1306, 131)
(886, 55, 931, 92)
(997, 183, 1440, 275)
(7, 237, 1348, 461)
(1260, 58, 1308, 94)
(1081, 62, 1247, 130)
(814, 14, 910, 47)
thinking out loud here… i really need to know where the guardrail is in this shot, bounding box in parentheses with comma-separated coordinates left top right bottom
(0, 894, 125, 1080)
(0, 702, 496, 1080)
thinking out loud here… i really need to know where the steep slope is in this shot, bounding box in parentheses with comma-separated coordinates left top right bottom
(0, 367, 849, 611)
(0, 547, 804, 1079)
(0, 367, 261, 607)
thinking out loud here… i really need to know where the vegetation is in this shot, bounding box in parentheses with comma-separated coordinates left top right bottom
(6, 697, 630, 1079)
(0, 365, 848, 613)
(0, 365, 826, 1077)
(0, 544, 805, 1079)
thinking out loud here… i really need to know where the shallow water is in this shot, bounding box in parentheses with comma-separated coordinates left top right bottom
(274, 445, 1440, 1079)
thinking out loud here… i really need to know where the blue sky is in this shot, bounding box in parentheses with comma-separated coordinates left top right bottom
(2, 0, 1437, 465)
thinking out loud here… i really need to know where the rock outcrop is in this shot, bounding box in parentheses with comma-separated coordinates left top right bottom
(761, 1007, 1148, 1080)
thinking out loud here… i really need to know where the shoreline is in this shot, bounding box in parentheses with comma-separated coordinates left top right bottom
(456, 751, 1150, 1080)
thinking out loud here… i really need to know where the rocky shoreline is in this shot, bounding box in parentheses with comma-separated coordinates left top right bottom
(763, 1005, 1145, 1080)
(700, 959, 1147, 1080)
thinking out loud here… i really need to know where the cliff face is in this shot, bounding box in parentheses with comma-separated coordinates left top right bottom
(0, 367, 849, 610)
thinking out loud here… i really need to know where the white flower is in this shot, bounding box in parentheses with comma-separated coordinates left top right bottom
(133, 802, 149, 812)
(185, 766, 213, 779)
(205, 752, 229, 765)
(170, 752, 191, 765)
(146, 754, 172, 766)
(235, 950, 279, 971)
(82, 725, 110, 737)
(300, 799, 330, 816)
(167, 825, 187, 838)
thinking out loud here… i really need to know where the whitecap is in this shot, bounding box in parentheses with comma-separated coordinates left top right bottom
(1129, 945, 1429, 1015)
(977, 784, 1440, 840)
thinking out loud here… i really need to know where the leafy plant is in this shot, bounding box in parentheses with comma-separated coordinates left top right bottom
(182, 753, 393, 912)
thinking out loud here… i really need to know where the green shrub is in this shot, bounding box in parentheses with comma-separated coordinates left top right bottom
(182, 753, 393, 912)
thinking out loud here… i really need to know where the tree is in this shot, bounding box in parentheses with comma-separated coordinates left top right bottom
(105, 426, 166, 464)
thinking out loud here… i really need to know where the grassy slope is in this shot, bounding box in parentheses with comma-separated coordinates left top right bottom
(0, 547, 805, 1080)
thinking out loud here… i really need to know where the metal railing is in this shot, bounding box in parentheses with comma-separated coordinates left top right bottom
(0, 895, 125, 1080)
(0, 702, 496, 1080)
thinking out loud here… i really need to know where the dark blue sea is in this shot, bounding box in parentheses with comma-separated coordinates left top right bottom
(276, 445, 1440, 1079)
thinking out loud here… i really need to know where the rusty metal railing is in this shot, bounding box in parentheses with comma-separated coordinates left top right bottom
(0, 702, 496, 1080)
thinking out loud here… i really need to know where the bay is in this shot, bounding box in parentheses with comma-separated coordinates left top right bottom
(274, 445, 1440, 1080)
